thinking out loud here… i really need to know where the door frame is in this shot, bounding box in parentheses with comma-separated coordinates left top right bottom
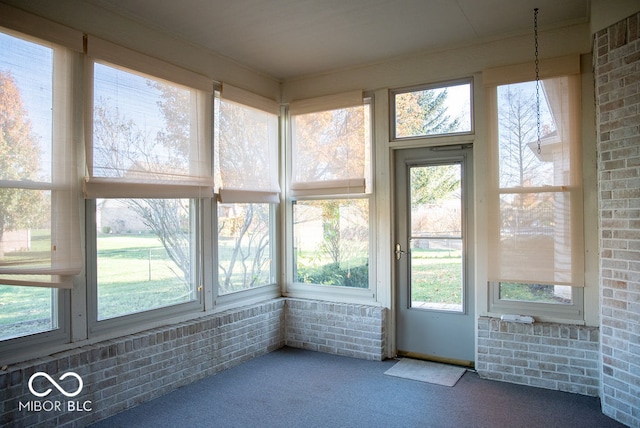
(392, 144, 475, 366)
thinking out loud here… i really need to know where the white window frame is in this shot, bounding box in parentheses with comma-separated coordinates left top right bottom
(484, 57, 585, 323)
(284, 95, 376, 304)
(212, 87, 282, 310)
(84, 39, 212, 333)
(86, 198, 205, 334)
(0, 13, 82, 360)
(390, 78, 474, 142)
(489, 282, 584, 321)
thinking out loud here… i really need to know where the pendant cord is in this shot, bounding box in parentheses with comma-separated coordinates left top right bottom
(534, 8, 541, 155)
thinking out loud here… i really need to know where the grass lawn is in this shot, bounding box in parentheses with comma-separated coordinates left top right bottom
(1, 233, 195, 338)
(0, 285, 55, 340)
(96, 234, 193, 320)
(410, 248, 463, 305)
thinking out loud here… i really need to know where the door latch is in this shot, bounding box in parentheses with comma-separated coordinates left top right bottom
(395, 243, 406, 261)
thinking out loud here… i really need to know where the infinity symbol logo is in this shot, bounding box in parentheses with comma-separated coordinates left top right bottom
(28, 372, 83, 398)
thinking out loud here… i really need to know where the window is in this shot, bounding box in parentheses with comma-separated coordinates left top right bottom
(392, 79, 472, 140)
(289, 92, 372, 290)
(95, 198, 198, 320)
(0, 27, 80, 341)
(85, 37, 212, 324)
(484, 56, 584, 319)
(214, 84, 279, 295)
(293, 199, 369, 288)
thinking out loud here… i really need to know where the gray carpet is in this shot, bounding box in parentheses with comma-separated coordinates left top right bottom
(91, 347, 623, 428)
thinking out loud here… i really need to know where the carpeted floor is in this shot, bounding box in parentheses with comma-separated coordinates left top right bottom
(90, 347, 623, 428)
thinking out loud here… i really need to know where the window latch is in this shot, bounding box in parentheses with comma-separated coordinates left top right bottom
(395, 243, 406, 261)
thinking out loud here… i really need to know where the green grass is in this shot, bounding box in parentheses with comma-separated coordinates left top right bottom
(96, 234, 193, 319)
(0, 229, 52, 265)
(410, 249, 462, 305)
(2, 232, 279, 333)
(0, 285, 55, 340)
(0, 229, 59, 339)
(0, 233, 195, 336)
(499, 282, 571, 304)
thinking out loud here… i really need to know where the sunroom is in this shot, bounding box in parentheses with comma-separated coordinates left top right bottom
(0, 1, 638, 426)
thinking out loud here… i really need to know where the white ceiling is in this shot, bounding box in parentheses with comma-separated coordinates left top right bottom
(83, 0, 589, 80)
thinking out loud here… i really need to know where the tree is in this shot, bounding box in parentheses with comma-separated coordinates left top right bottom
(497, 85, 548, 188)
(410, 164, 460, 208)
(396, 88, 463, 208)
(0, 71, 47, 254)
(217, 203, 270, 293)
(497, 85, 554, 233)
(93, 92, 193, 282)
(292, 106, 369, 285)
(395, 88, 460, 137)
(95, 79, 276, 290)
(216, 100, 274, 292)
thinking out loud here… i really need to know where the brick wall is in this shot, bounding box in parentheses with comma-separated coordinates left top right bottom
(0, 299, 286, 427)
(594, 11, 640, 428)
(0, 298, 386, 427)
(476, 317, 600, 396)
(285, 299, 386, 360)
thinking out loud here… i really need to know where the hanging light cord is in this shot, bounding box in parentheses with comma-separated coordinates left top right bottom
(534, 8, 541, 154)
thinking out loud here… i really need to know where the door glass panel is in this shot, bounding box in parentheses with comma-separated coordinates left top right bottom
(409, 164, 463, 312)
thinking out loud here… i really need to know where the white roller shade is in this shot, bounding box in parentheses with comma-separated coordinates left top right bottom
(85, 49, 213, 199)
(221, 83, 280, 115)
(484, 63, 584, 287)
(86, 36, 212, 92)
(290, 91, 369, 197)
(289, 90, 363, 115)
(483, 55, 580, 87)
(215, 91, 280, 204)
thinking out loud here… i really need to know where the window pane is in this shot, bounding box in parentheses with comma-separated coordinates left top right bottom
(497, 78, 572, 188)
(394, 82, 471, 138)
(0, 285, 57, 340)
(294, 199, 369, 288)
(499, 283, 573, 305)
(93, 62, 203, 181)
(410, 164, 461, 237)
(218, 203, 273, 294)
(489, 74, 583, 287)
(0, 32, 53, 183)
(410, 238, 463, 311)
(96, 199, 197, 320)
(1, 190, 52, 268)
(409, 162, 464, 312)
(215, 98, 279, 193)
(292, 105, 368, 183)
(495, 191, 574, 285)
(1, 32, 58, 279)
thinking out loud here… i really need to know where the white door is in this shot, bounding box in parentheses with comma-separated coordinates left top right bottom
(394, 145, 474, 366)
